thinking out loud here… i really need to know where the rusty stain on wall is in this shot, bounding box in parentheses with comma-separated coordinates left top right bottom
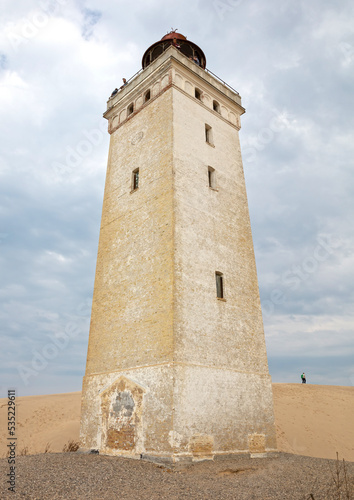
(100, 376, 145, 453)
(248, 433, 266, 454)
(189, 434, 214, 460)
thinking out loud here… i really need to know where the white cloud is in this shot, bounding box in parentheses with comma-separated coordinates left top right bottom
(1, 0, 353, 395)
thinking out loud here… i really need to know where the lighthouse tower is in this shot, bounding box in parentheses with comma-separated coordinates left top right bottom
(80, 32, 277, 462)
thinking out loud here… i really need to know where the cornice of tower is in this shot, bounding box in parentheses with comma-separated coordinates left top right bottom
(104, 46, 245, 135)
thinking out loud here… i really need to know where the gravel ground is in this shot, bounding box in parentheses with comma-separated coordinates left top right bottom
(1, 452, 353, 500)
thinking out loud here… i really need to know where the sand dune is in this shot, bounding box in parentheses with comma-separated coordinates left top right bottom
(0, 392, 81, 456)
(272, 383, 354, 461)
(1, 384, 353, 461)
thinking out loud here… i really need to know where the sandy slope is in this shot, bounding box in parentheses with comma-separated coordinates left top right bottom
(272, 383, 354, 461)
(1, 384, 353, 461)
(0, 392, 81, 456)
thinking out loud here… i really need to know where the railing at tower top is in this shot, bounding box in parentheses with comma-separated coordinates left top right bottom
(124, 67, 144, 87)
(109, 48, 240, 100)
(204, 68, 239, 95)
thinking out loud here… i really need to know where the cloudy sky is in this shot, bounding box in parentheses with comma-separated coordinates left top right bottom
(1, 0, 353, 396)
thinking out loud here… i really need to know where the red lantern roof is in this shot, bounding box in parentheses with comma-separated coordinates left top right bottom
(142, 31, 206, 69)
(161, 32, 187, 42)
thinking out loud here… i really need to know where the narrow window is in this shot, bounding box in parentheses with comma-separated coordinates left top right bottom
(144, 90, 151, 103)
(213, 100, 220, 113)
(215, 272, 224, 299)
(128, 103, 134, 115)
(208, 166, 216, 189)
(205, 124, 213, 145)
(195, 88, 202, 100)
(132, 168, 139, 190)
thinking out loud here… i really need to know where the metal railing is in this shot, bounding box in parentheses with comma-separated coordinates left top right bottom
(204, 68, 239, 95)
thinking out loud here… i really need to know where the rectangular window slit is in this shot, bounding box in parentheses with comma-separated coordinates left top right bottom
(205, 124, 213, 145)
(132, 168, 139, 190)
(208, 166, 216, 188)
(215, 272, 224, 299)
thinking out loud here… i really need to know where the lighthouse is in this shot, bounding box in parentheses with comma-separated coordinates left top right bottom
(80, 31, 277, 463)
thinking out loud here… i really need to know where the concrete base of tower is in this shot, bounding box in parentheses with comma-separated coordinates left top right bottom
(140, 450, 278, 465)
(77, 449, 279, 467)
(80, 363, 277, 460)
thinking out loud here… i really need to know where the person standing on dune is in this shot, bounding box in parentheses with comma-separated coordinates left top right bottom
(301, 372, 306, 384)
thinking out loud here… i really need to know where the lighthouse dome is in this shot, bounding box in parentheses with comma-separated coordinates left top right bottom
(142, 30, 206, 69)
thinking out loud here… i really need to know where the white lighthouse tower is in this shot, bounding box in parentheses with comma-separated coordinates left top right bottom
(80, 31, 277, 463)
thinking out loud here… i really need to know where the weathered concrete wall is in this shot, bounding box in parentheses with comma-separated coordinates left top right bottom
(172, 86, 269, 373)
(169, 81, 276, 456)
(80, 366, 175, 457)
(80, 51, 277, 460)
(80, 365, 276, 457)
(172, 366, 276, 456)
(85, 89, 174, 376)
